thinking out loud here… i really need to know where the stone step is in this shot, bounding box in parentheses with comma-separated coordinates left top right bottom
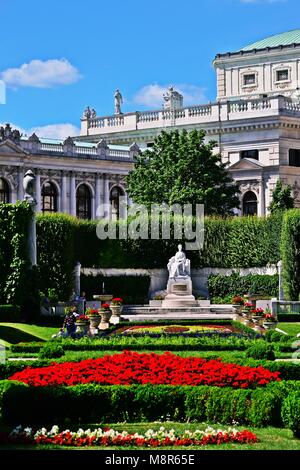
(122, 313, 236, 322)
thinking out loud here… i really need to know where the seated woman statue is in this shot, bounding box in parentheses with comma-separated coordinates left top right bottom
(167, 244, 191, 279)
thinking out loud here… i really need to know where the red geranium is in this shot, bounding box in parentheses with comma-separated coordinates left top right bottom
(8, 351, 280, 388)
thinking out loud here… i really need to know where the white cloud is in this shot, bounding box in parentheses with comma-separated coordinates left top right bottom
(1, 59, 81, 89)
(0, 122, 80, 139)
(133, 83, 207, 108)
(28, 123, 80, 139)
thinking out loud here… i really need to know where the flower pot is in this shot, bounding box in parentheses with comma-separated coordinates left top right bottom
(99, 310, 111, 330)
(76, 321, 89, 335)
(263, 322, 277, 330)
(88, 315, 101, 335)
(110, 305, 123, 325)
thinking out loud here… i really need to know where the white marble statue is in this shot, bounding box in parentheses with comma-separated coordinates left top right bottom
(23, 170, 36, 204)
(167, 244, 191, 279)
(114, 89, 123, 114)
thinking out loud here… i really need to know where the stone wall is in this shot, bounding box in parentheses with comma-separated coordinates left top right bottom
(81, 265, 278, 298)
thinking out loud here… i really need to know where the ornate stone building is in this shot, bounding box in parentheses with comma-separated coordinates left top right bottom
(0, 123, 137, 219)
(76, 30, 300, 216)
(2, 30, 300, 218)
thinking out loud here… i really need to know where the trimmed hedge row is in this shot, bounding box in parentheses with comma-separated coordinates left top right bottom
(1, 380, 300, 426)
(277, 313, 300, 322)
(0, 305, 20, 322)
(80, 274, 150, 305)
(207, 273, 278, 298)
(281, 210, 300, 300)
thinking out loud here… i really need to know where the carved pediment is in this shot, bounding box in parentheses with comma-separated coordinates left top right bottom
(0, 139, 28, 155)
(229, 158, 264, 171)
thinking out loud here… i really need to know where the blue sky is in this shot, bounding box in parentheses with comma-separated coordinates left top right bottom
(0, 0, 299, 138)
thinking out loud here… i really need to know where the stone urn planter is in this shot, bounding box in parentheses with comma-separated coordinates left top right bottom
(75, 321, 89, 335)
(110, 305, 123, 325)
(99, 310, 111, 330)
(88, 315, 101, 335)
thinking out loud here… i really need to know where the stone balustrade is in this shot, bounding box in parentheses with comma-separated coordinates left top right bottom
(82, 96, 300, 136)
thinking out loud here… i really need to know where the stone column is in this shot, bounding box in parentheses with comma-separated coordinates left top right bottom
(277, 260, 284, 301)
(17, 169, 24, 201)
(23, 170, 37, 267)
(70, 172, 76, 216)
(104, 174, 110, 219)
(74, 261, 81, 297)
(95, 174, 101, 219)
(35, 172, 41, 212)
(61, 173, 67, 213)
(259, 178, 265, 216)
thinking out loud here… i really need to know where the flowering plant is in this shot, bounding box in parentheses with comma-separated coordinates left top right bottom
(76, 315, 90, 322)
(100, 303, 111, 311)
(251, 308, 265, 316)
(243, 302, 254, 311)
(9, 350, 280, 388)
(263, 313, 277, 322)
(111, 297, 123, 306)
(6, 425, 258, 448)
(85, 307, 100, 316)
(232, 296, 244, 306)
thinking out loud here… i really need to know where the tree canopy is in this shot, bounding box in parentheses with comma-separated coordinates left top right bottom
(126, 129, 240, 216)
(269, 180, 294, 215)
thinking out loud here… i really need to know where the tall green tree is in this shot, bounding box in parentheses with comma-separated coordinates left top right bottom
(126, 129, 240, 215)
(269, 180, 294, 215)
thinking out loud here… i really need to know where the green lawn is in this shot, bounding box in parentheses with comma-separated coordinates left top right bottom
(0, 422, 299, 450)
(0, 323, 58, 347)
(278, 323, 300, 337)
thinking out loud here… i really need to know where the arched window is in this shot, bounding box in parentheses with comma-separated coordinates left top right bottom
(110, 186, 125, 219)
(76, 184, 91, 219)
(41, 182, 57, 213)
(242, 191, 258, 216)
(0, 178, 9, 203)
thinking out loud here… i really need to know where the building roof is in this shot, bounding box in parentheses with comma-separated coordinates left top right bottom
(241, 29, 300, 52)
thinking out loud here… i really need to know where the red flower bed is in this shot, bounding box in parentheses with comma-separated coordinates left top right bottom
(9, 351, 280, 388)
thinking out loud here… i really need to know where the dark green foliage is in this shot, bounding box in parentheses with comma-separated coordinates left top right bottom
(38, 343, 65, 359)
(280, 209, 300, 300)
(277, 313, 300, 322)
(36, 213, 76, 300)
(0, 305, 20, 322)
(265, 330, 287, 343)
(2, 381, 300, 427)
(126, 129, 240, 215)
(0, 360, 51, 380)
(208, 272, 278, 298)
(245, 341, 276, 361)
(281, 391, 300, 437)
(269, 180, 295, 215)
(81, 274, 150, 304)
(0, 202, 33, 310)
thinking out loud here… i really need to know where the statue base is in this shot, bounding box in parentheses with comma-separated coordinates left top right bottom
(162, 277, 198, 308)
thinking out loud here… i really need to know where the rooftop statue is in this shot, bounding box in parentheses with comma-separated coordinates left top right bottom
(82, 106, 91, 119)
(114, 89, 123, 114)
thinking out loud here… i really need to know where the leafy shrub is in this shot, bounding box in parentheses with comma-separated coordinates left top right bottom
(281, 391, 300, 437)
(208, 272, 278, 298)
(245, 342, 276, 361)
(80, 274, 150, 305)
(281, 209, 300, 300)
(277, 313, 300, 322)
(38, 343, 65, 359)
(0, 305, 21, 322)
(1, 381, 298, 427)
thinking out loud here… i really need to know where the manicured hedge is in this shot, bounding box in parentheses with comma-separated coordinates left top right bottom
(0, 305, 20, 322)
(281, 209, 300, 300)
(0, 202, 33, 310)
(208, 272, 278, 298)
(81, 274, 150, 305)
(277, 313, 300, 322)
(1, 380, 300, 426)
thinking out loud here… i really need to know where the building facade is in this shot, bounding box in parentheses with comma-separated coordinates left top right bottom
(2, 30, 300, 218)
(0, 124, 137, 219)
(77, 29, 300, 216)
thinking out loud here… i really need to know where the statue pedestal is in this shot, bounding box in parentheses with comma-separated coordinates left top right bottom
(162, 277, 198, 308)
